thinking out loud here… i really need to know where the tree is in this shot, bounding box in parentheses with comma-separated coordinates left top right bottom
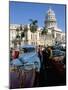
(19, 24, 25, 39)
(29, 19, 38, 45)
(41, 27, 48, 35)
(41, 27, 48, 46)
(21, 32, 25, 39)
(16, 35, 20, 39)
(29, 19, 38, 33)
(16, 27, 20, 40)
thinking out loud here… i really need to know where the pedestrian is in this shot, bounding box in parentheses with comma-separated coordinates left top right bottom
(47, 47, 52, 60)
(45, 47, 52, 68)
(42, 47, 47, 69)
(37, 45, 43, 64)
(39, 46, 49, 86)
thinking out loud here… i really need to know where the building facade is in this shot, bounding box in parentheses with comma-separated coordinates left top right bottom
(10, 8, 65, 48)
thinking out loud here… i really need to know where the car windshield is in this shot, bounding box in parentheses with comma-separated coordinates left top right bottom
(52, 50, 65, 56)
(20, 47, 35, 53)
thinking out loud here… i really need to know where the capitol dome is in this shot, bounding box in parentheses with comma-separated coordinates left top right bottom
(45, 8, 57, 29)
(46, 8, 56, 21)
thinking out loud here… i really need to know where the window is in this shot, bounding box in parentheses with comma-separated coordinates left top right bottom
(20, 47, 35, 53)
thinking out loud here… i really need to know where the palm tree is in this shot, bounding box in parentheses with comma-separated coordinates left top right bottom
(19, 24, 25, 39)
(21, 31, 25, 39)
(16, 27, 20, 40)
(29, 19, 38, 45)
(29, 19, 38, 33)
(16, 35, 20, 39)
(41, 27, 48, 46)
(41, 27, 48, 35)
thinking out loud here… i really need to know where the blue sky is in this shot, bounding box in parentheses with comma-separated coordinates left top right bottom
(9, 1, 66, 32)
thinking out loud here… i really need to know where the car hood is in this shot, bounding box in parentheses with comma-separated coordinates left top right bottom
(10, 59, 23, 66)
(19, 52, 38, 63)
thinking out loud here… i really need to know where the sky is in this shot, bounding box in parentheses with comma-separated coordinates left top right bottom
(9, 1, 66, 32)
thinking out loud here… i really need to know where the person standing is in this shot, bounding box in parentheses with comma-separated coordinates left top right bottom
(37, 45, 43, 64)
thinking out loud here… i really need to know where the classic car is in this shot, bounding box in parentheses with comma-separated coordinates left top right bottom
(50, 50, 66, 78)
(19, 44, 40, 71)
(10, 45, 41, 88)
(51, 49, 65, 62)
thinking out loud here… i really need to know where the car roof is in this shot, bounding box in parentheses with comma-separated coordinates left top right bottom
(21, 44, 35, 48)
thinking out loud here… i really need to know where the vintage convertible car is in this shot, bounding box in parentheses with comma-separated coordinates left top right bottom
(10, 45, 41, 88)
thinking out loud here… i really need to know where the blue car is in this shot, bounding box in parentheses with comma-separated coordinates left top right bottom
(10, 45, 41, 88)
(19, 44, 41, 72)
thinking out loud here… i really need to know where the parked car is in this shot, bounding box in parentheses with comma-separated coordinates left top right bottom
(10, 45, 41, 88)
(19, 44, 41, 72)
(50, 50, 66, 78)
(51, 49, 65, 62)
(52, 44, 66, 51)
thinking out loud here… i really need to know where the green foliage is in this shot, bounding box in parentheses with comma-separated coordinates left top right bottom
(29, 19, 38, 24)
(41, 27, 48, 35)
(16, 35, 20, 38)
(29, 19, 38, 33)
(30, 24, 37, 33)
(21, 32, 25, 39)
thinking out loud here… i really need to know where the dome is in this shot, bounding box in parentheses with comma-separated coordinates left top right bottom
(45, 8, 57, 29)
(45, 8, 56, 22)
(47, 8, 55, 16)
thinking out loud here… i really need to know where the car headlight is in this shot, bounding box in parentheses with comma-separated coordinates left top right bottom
(34, 61, 39, 69)
(34, 61, 38, 65)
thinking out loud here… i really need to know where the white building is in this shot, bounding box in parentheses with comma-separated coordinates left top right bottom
(44, 8, 65, 44)
(10, 8, 65, 48)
